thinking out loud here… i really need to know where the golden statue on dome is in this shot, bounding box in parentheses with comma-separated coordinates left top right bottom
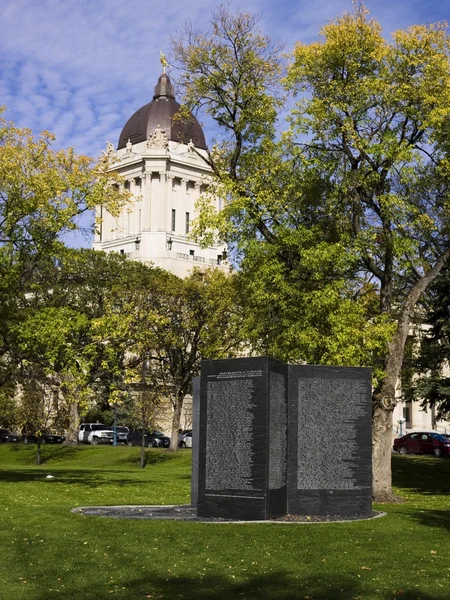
(160, 51, 169, 74)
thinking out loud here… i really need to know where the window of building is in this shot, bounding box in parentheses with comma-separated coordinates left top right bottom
(189, 249, 195, 257)
(185, 212, 190, 234)
(403, 404, 411, 427)
(124, 180, 130, 191)
(171, 209, 176, 232)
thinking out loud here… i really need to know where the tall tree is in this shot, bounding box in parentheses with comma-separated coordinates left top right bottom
(173, 6, 450, 500)
(0, 111, 127, 390)
(13, 249, 139, 444)
(12, 305, 94, 445)
(95, 265, 245, 450)
(287, 6, 450, 500)
(172, 5, 283, 184)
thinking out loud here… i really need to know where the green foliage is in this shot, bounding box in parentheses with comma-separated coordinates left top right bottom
(236, 237, 394, 383)
(286, 6, 450, 314)
(0, 111, 128, 392)
(94, 265, 245, 445)
(0, 383, 18, 429)
(82, 407, 114, 425)
(6, 250, 138, 436)
(172, 5, 284, 179)
(173, 8, 402, 377)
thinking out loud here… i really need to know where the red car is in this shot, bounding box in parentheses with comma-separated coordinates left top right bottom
(393, 431, 450, 457)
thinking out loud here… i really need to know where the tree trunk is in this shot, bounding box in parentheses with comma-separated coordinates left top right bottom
(64, 401, 79, 446)
(372, 250, 450, 502)
(36, 439, 42, 466)
(372, 403, 393, 501)
(169, 393, 184, 451)
(140, 430, 146, 468)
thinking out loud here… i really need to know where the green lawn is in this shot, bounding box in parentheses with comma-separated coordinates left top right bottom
(0, 445, 449, 600)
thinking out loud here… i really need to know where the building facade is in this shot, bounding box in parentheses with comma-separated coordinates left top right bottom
(391, 325, 449, 437)
(93, 72, 227, 278)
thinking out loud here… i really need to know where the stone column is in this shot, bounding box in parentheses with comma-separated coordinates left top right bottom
(156, 171, 167, 231)
(134, 177, 143, 234)
(142, 172, 152, 231)
(166, 173, 174, 233)
(93, 205, 102, 243)
(127, 179, 135, 236)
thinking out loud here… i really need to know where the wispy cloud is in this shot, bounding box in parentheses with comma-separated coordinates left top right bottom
(1, 0, 447, 246)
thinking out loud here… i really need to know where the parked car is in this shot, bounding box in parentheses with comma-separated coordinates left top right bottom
(78, 423, 114, 445)
(178, 430, 192, 448)
(393, 431, 450, 457)
(0, 428, 21, 443)
(126, 430, 170, 448)
(107, 426, 129, 444)
(23, 431, 65, 444)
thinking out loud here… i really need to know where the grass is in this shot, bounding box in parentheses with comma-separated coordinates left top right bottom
(0, 445, 449, 600)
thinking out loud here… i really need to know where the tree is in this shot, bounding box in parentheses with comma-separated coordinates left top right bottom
(171, 5, 283, 186)
(12, 305, 93, 446)
(287, 6, 450, 500)
(15, 371, 61, 465)
(0, 111, 127, 392)
(95, 265, 245, 450)
(154, 268, 244, 450)
(124, 366, 165, 469)
(172, 6, 450, 500)
(171, 7, 389, 370)
(12, 249, 140, 444)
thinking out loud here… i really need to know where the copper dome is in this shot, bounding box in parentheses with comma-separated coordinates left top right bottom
(117, 74, 206, 150)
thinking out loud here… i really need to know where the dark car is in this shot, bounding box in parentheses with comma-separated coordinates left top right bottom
(0, 428, 21, 443)
(393, 431, 450, 457)
(23, 431, 65, 444)
(126, 430, 170, 448)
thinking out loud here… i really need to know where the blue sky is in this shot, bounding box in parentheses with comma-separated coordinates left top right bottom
(1, 0, 448, 247)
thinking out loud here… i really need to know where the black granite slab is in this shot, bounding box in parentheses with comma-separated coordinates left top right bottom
(197, 356, 288, 520)
(267, 359, 288, 517)
(191, 376, 200, 507)
(287, 365, 372, 517)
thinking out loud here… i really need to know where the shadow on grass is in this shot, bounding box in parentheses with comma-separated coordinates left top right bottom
(392, 454, 450, 496)
(394, 507, 450, 531)
(118, 450, 179, 467)
(1, 444, 181, 468)
(29, 570, 446, 600)
(31, 445, 80, 464)
(0, 468, 155, 486)
(4, 443, 79, 464)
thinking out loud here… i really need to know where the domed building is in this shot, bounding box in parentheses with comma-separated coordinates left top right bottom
(93, 71, 227, 277)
